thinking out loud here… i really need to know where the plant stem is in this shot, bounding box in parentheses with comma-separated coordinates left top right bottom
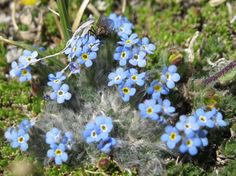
(57, 0, 71, 41)
(0, 35, 43, 56)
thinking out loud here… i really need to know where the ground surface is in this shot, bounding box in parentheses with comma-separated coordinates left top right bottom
(0, 0, 236, 175)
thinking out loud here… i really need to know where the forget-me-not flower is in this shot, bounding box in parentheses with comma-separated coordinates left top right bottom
(195, 108, 215, 128)
(138, 99, 162, 120)
(179, 133, 201, 156)
(118, 33, 139, 48)
(83, 122, 101, 143)
(77, 45, 97, 67)
(47, 72, 66, 90)
(47, 143, 68, 165)
(161, 65, 180, 89)
(176, 115, 200, 135)
(147, 80, 169, 99)
(139, 37, 156, 54)
(18, 50, 38, 67)
(161, 125, 181, 149)
(46, 128, 62, 146)
(113, 46, 132, 66)
(7, 129, 30, 151)
(118, 81, 136, 102)
(50, 84, 72, 104)
(95, 116, 113, 140)
(127, 68, 145, 86)
(129, 47, 146, 67)
(158, 98, 176, 116)
(108, 67, 127, 86)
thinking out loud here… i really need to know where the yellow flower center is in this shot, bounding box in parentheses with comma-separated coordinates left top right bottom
(126, 39, 131, 44)
(122, 87, 130, 94)
(146, 107, 153, 114)
(115, 76, 121, 81)
(72, 46, 77, 52)
(119, 27, 124, 32)
(57, 90, 64, 96)
(166, 73, 171, 80)
(91, 130, 97, 138)
(169, 132, 176, 140)
(131, 75, 137, 80)
(154, 85, 162, 92)
(27, 57, 32, 62)
(142, 45, 147, 50)
(54, 79, 60, 83)
(199, 116, 206, 122)
(82, 53, 88, 60)
(185, 123, 191, 129)
(186, 140, 192, 147)
(55, 149, 62, 156)
(21, 69, 28, 76)
(100, 124, 107, 132)
(121, 52, 126, 58)
(18, 136, 24, 143)
(134, 54, 139, 60)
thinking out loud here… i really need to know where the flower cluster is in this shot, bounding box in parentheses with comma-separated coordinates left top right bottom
(4, 119, 34, 151)
(161, 108, 227, 155)
(9, 33, 100, 104)
(139, 65, 180, 123)
(46, 128, 74, 165)
(108, 16, 156, 102)
(108, 13, 133, 36)
(83, 116, 116, 153)
(9, 50, 38, 82)
(46, 34, 100, 104)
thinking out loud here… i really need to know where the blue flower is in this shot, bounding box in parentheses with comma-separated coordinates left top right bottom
(176, 115, 200, 135)
(117, 23, 133, 36)
(5, 128, 17, 142)
(138, 99, 162, 120)
(47, 72, 66, 90)
(129, 47, 146, 67)
(195, 108, 215, 128)
(139, 37, 156, 54)
(46, 128, 62, 146)
(18, 119, 33, 132)
(6, 129, 30, 151)
(50, 84, 72, 104)
(84, 34, 100, 52)
(214, 111, 227, 127)
(69, 62, 81, 74)
(47, 143, 68, 165)
(113, 46, 132, 66)
(161, 125, 181, 149)
(62, 132, 74, 150)
(161, 65, 180, 89)
(83, 123, 101, 143)
(18, 50, 38, 67)
(147, 80, 169, 99)
(108, 67, 127, 86)
(179, 133, 201, 156)
(158, 99, 176, 116)
(127, 68, 145, 86)
(196, 129, 208, 147)
(118, 33, 139, 48)
(64, 38, 82, 59)
(118, 81, 136, 102)
(97, 137, 116, 153)
(10, 61, 32, 82)
(95, 116, 113, 140)
(77, 45, 97, 67)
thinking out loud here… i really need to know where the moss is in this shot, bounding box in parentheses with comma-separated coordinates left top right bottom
(222, 140, 236, 157)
